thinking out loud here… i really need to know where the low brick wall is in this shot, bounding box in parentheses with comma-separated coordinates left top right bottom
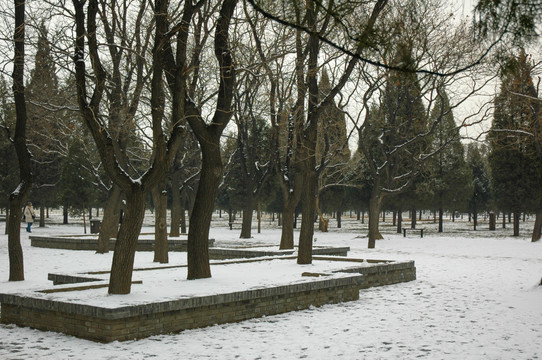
(208, 246, 350, 259)
(30, 235, 214, 252)
(0, 275, 364, 343)
(332, 260, 416, 288)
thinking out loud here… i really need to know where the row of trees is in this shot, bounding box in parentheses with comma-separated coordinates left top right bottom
(1, 0, 540, 294)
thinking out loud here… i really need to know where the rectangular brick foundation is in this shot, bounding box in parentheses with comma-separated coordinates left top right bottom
(0, 275, 364, 342)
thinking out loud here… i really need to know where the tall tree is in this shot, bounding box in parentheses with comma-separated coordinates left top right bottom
(359, 42, 428, 248)
(26, 23, 63, 227)
(72, 0, 186, 294)
(427, 87, 473, 232)
(6, 0, 32, 281)
(488, 49, 541, 237)
(466, 143, 491, 231)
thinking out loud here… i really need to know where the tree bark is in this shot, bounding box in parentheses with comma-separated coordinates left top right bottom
(411, 208, 417, 229)
(152, 178, 169, 263)
(513, 211, 520, 237)
(187, 144, 220, 279)
(108, 189, 147, 294)
(532, 211, 542, 242)
(169, 165, 182, 237)
(298, 164, 317, 264)
(257, 200, 261, 234)
(397, 209, 402, 233)
(63, 206, 68, 224)
(438, 207, 443, 233)
(368, 186, 383, 248)
(97, 184, 123, 254)
(8, 0, 32, 282)
(489, 212, 496, 230)
(240, 206, 254, 239)
(280, 204, 296, 249)
(39, 205, 45, 227)
(473, 210, 478, 231)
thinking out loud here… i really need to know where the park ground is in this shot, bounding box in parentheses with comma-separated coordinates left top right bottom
(0, 211, 541, 359)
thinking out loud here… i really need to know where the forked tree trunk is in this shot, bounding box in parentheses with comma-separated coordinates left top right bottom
(97, 185, 123, 253)
(152, 178, 169, 263)
(108, 190, 147, 294)
(532, 211, 542, 242)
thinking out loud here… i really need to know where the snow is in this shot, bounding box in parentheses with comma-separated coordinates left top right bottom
(1, 212, 542, 359)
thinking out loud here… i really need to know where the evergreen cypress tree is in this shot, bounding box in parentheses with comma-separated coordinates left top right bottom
(488, 49, 542, 236)
(427, 87, 473, 232)
(26, 24, 64, 223)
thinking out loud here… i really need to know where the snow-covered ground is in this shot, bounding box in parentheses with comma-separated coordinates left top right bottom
(1, 211, 541, 359)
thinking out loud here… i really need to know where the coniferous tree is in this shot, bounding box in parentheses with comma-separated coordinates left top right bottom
(427, 87, 473, 232)
(466, 143, 491, 230)
(26, 24, 64, 226)
(488, 50, 541, 237)
(359, 42, 428, 248)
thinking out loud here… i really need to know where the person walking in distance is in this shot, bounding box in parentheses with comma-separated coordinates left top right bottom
(24, 202, 36, 233)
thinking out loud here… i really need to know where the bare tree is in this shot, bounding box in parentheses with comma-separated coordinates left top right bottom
(5, 0, 32, 281)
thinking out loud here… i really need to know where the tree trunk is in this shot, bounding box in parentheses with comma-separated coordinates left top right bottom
(180, 201, 187, 234)
(298, 166, 317, 264)
(397, 209, 402, 233)
(337, 209, 342, 228)
(278, 212, 281, 227)
(8, 0, 32, 282)
(438, 207, 443, 233)
(187, 143, 222, 280)
(411, 208, 416, 229)
(5, 207, 8, 235)
(8, 197, 27, 281)
(392, 210, 396, 226)
(513, 211, 520, 236)
(473, 210, 478, 231)
(368, 189, 384, 248)
(39, 205, 45, 227)
(531, 211, 542, 242)
(169, 167, 182, 237)
(82, 206, 87, 234)
(280, 205, 296, 249)
(152, 178, 169, 263)
(489, 212, 496, 230)
(63, 205, 68, 224)
(97, 185, 123, 254)
(240, 206, 254, 239)
(257, 200, 261, 234)
(108, 190, 147, 294)
(503, 211, 506, 228)
(361, 210, 365, 224)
